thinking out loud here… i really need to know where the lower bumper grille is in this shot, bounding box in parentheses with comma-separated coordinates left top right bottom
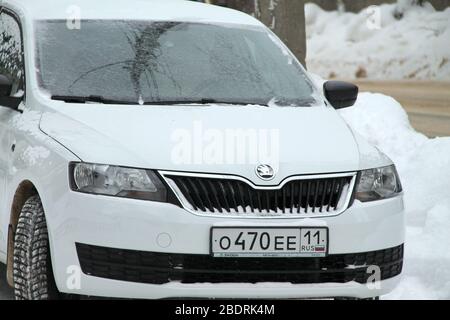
(76, 243, 403, 285)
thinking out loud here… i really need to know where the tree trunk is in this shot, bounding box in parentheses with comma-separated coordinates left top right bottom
(221, 0, 307, 67)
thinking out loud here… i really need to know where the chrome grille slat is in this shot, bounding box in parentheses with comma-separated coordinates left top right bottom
(264, 191, 270, 213)
(217, 181, 230, 213)
(246, 185, 255, 213)
(198, 178, 214, 212)
(207, 180, 222, 213)
(178, 178, 198, 211)
(326, 179, 336, 212)
(312, 180, 320, 212)
(305, 181, 311, 214)
(188, 178, 205, 212)
(162, 172, 356, 218)
(256, 189, 263, 213)
(335, 178, 346, 210)
(290, 184, 295, 214)
(274, 189, 278, 212)
(297, 181, 303, 214)
(319, 179, 328, 213)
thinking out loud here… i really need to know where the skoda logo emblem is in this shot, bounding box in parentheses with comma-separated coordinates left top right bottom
(256, 164, 275, 181)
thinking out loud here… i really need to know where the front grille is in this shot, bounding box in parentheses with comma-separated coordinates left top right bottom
(76, 243, 403, 285)
(163, 173, 355, 216)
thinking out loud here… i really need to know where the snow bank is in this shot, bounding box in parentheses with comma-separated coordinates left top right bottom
(344, 95, 450, 299)
(306, 2, 450, 80)
(309, 72, 450, 299)
(342, 94, 450, 298)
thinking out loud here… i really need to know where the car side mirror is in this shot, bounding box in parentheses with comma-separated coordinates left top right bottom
(323, 81, 358, 109)
(0, 74, 22, 110)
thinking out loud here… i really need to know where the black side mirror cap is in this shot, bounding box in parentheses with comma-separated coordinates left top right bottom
(0, 74, 22, 110)
(323, 81, 358, 109)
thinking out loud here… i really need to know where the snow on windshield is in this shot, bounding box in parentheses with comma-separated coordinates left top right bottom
(34, 20, 318, 106)
(0, 13, 24, 96)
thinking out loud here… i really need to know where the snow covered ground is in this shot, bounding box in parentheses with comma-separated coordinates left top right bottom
(306, 2, 450, 80)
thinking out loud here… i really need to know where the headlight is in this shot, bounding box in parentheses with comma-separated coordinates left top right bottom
(355, 165, 402, 202)
(70, 163, 167, 201)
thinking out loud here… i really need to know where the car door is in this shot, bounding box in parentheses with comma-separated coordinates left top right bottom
(0, 8, 25, 254)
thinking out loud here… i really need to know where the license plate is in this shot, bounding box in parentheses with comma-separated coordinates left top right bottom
(211, 227, 328, 258)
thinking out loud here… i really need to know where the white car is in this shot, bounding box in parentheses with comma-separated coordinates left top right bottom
(0, 0, 404, 300)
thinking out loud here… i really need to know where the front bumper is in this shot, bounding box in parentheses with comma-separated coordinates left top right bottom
(47, 191, 405, 299)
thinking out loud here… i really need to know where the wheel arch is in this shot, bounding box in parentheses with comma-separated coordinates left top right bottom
(6, 180, 39, 287)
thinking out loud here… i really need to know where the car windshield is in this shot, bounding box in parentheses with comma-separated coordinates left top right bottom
(35, 20, 319, 106)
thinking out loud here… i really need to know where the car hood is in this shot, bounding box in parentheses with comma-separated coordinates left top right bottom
(40, 103, 362, 185)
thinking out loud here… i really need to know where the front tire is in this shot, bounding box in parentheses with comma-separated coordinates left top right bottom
(13, 195, 59, 300)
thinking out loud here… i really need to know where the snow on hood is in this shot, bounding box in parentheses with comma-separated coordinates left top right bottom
(39, 102, 368, 185)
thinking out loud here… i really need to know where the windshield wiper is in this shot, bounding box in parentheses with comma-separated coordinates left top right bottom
(51, 95, 138, 105)
(144, 99, 268, 106)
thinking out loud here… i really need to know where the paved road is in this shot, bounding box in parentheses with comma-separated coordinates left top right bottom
(0, 264, 13, 300)
(352, 80, 450, 138)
